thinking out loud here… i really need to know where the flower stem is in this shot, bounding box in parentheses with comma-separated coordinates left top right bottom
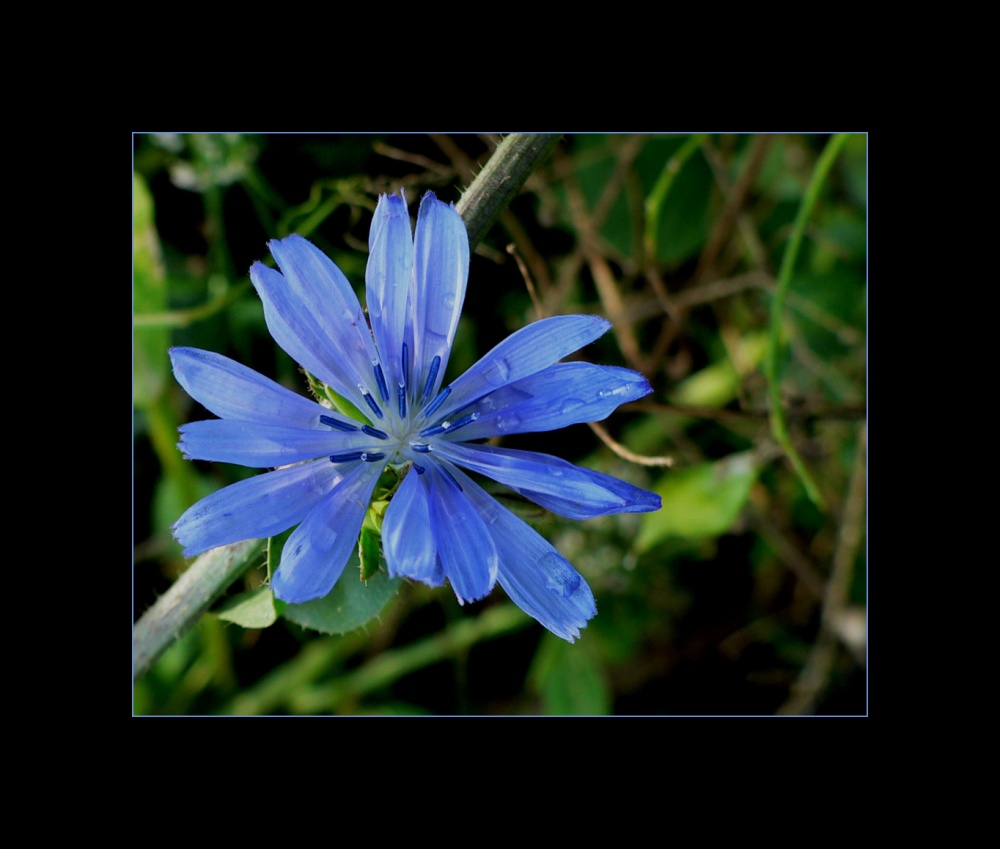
(765, 133, 850, 510)
(456, 134, 561, 249)
(133, 539, 265, 681)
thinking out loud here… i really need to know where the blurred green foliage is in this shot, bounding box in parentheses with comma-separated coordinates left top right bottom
(133, 133, 867, 715)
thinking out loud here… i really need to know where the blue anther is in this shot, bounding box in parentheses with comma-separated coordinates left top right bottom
(362, 451, 386, 463)
(413, 463, 426, 475)
(420, 411, 479, 438)
(398, 384, 407, 419)
(330, 450, 366, 463)
(373, 362, 390, 403)
(362, 425, 389, 440)
(421, 385, 451, 419)
(320, 415, 359, 432)
(361, 390, 384, 420)
(402, 343, 410, 390)
(411, 443, 431, 453)
(421, 355, 441, 401)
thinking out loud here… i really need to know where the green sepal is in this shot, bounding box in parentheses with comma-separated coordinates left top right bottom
(359, 498, 389, 581)
(359, 523, 382, 582)
(303, 371, 370, 425)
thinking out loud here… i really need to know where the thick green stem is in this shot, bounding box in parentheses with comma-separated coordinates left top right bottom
(133, 539, 265, 681)
(765, 133, 850, 510)
(133, 134, 560, 682)
(456, 134, 561, 249)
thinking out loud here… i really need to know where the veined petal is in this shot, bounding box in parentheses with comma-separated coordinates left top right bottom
(381, 469, 445, 587)
(172, 460, 340, 556)
(178, 420, 380, 467)
(443, 363, 651, 440)
(425, 459, 497, 603)
(251, 261, 370, 406)
(170, 347, 334, 429)
(450, 466, 596, 642)
(271, 461, 382, 603)
(268, 235, 378, 372)
(366, 193, 413, 391)
(410, 193, 469, 402)
(432, 315, 612, 421)
(432, 442, 661, 519)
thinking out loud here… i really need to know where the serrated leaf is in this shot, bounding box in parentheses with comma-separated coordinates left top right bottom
(637, 451, 759, 551)
(281, 551, 402, 635)
(216, 586, 283, 628)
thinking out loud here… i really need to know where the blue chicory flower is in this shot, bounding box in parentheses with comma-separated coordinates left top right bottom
(170, 191, 660, 642)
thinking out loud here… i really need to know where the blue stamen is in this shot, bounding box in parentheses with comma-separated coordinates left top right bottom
(421, 385, 451, 419)
(422, 355, 441, 401)
(420, 411, 479, 438)
(330, 450, 366, 463)
(358, 385, 384, 420)
(320, 415, 359, 432)
(373, 361, 390, 403)
(413, 463, 426, 475)
(411, 443, 431, 453)
(362, 451, 386, 463)
(398, 384, 407, 419)
(362, 425, 389, 440)
(402, 343, 410, 391)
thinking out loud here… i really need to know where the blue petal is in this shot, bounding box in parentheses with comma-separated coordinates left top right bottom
(366, 193, 413, 391)
(450, 466, 596, 642)
(431, 315, 612, 421)
(410, 193, 469, 402)
(381, 470, 445, 587)
(251, 262, 364, 407)
(444, 363, 651, 440)
(432, 442, 661, 519)
(271, 461, 383, 603)
(172, 460, 340, 555)
(251, 236, 381, 409)
(170, 347, 331, 429)
(424, 459, 498, 603)
(178, 420, 379, 467)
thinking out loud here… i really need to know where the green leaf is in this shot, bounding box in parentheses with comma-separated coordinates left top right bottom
(281, 551, 402, 635)
(637, 451, 759, 551)
(216, 586, 283, 629)
(644, 135, 713, 266)
(669, 331, 769, 408)
(529, 633, 611, 715)
(133, 172, 169, 408)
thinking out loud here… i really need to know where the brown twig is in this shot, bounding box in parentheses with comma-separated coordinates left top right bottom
(588, 421, 674, 468)
(506, 243, 545, 321)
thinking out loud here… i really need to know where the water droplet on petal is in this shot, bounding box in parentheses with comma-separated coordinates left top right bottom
(560, 397, 585, 415)
(442, 292, 456, 309)
(540, 552, 581, 597)
(495, 413, 521, 432)
(484, 357, 512, 387)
